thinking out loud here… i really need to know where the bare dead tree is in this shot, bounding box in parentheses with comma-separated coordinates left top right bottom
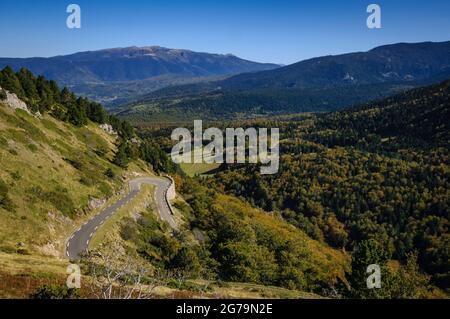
(80, 247, 166, 299)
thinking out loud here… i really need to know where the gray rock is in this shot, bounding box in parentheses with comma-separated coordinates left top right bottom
(0, 86, 30, 113)
(88, 197, 106, 210)
(99, 123, 117, 135)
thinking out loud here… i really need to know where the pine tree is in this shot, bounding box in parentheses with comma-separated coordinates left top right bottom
(36, 75, 54, 111)
(61, 87, 76, 105)
(0, 66, 25, 98)
(67, 103, 87, 126)
(113, 142, 130, 168)
(49, 80, 61, 104)
(0, 88, 6, 101)
(16, 68, 38, 101)
(86, 101, 107, 124)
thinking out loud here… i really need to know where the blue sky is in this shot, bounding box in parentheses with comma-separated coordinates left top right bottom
(0, 0, 449, 64)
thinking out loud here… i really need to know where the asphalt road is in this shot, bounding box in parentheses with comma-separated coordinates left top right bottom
(66, 176, 177, 260)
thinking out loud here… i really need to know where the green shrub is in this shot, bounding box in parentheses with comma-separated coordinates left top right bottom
(166, 280, 212, 292)
(169, 245, 202, 276)
(113, 142, 130, 168)
(94, 147, 108, 158)
(80, 174, 95, 186)
(0, 245, 17, 254)
(30, 284, 80, 299)
(0, 136, 7, 147)
(17, 248, 30, 255)
(0, 89, 6, 100)
(217, 241, 278, 285)
(98, 181, 113, 197)
(104, 168, 116, 179)
(64, 158, 83, 170)
(46, 187, 75, 217)
(0, 179, 14, 211)
(27, 143, 38, 153)
(120, 218, 138, 241)
(9, 171, 21, 181)
(27, 185, 75, 217)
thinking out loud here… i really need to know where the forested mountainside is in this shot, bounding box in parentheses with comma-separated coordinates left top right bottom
(115, 41, 450, 122)
(304, 79, 450, 154)
(197, 80, 450, 292)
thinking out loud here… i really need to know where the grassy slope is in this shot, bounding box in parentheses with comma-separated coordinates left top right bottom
(0, 102, 348, 299)
(178, 147, 221, 177)
(0, 102, 152, 257)
(180, 162, 220, 177)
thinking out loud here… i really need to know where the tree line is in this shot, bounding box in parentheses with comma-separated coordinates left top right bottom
(0, 66, 179, 175)
(0, 66, 132, 137)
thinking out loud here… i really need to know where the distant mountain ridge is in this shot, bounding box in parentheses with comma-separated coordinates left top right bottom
(219, 41, 450, 90)
(0, 46, 280, 103)
(115, 41, 450, 122)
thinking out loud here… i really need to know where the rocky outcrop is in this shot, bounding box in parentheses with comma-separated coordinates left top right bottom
(88, 197, 106, 211)
(0, 86, 30, 113)
(130, 137, 141, 145)
(99, 123, 117, 135)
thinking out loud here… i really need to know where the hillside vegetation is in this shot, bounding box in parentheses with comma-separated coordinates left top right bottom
(307, 79, 450, 151)
(201, 80, 449, 294)
(0, 66, 353, 299)
(175, 178, 349, 292)
(0, 82, 153, 257)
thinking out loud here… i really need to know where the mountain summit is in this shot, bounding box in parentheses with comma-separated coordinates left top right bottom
(219, 41, 450, 90)
(0, 46, 280, 103)
(115, 41, 450, 122)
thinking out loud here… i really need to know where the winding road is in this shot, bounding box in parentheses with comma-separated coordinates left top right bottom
(66, 176, 177, 260)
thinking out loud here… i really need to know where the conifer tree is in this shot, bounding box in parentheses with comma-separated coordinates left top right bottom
(0, 66, 25, 98)
(17, 68, 38, 101)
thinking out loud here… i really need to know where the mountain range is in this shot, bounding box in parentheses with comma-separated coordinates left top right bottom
(1, 41, 450, 122)
(220, 41, 450, 89)
(114, 41, 450, 122)
(0, 46, 280, 104)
